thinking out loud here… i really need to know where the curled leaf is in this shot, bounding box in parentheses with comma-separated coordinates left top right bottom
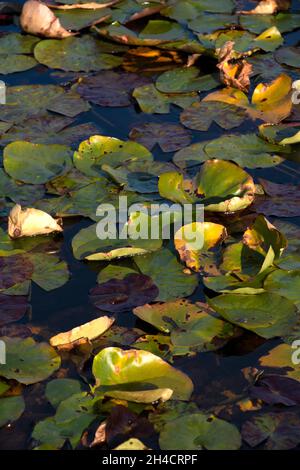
(8, 204, 63, 239)
(20, 0, 76, 38)
(50, 316, 115, 350)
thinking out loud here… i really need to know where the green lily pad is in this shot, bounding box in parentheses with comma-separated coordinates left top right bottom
(161, 0, 234, 21)
(0, 395, 25, 428)
(156, 67, 219, 93)
(129, 122, 192, 153)
(46, 378, 83, 408)
(3, 141, 72, 184)
(32, 392, 101, 449)
(92, 347, 194, 400)
(239, 13, 300, 34)
(97, 264, 137, 283)
(133, 300, 236, 355)
(72, 223, 162, 261)
(0, 337, 61, 385)
(55, 7, 111, 31)
(188, 14, 237, 34)
(264, 270, 300, 305)
(259, 123, 300, 146)
(1, 85, 89, 123)
(133, 83, 199, 114)
(275, 46, 300, 67)
(73, 135, 153, 177)
(159, 160, 255, 212)
(28, 253, 70, 292)
(0, 33, 40, 54)
(0, 169, 45, 206)
(204, 134, 285, 168)
(34, 35, 123, 72)
(215, 27, 283, 53)
(209, 292, 297, 339)
(0, 55, 38, 75)
(134, 249, 198, 302)
(159, 412, 241, 450)
(180, 101, 246, 131)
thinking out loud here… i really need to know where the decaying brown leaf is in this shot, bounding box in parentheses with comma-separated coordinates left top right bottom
(217, 41, 253, 93)
(20, 0, 76, 38)
(8, 204, 63, 239)
(45, 0, 119, 10)
(239, 0, 291, 14)
(90, 421, 107, 448)
(50, 315, 115, 349)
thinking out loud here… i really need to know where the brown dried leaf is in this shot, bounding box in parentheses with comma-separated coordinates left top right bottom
(217, 41, 253, 93)
(239, 0, 291, 14)
(20, 0, 76, 38)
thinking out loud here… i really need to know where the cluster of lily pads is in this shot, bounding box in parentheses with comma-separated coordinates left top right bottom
(1, 0, 300, 452)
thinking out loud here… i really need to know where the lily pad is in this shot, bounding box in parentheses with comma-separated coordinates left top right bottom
(253, 179, 300, 217)
(34, 35, 123, 72)
(90, 273, 158, 312)
(133, 83, 199, 114)
(3, 141, 73, 185)
(73, 135, 153, 177)
(259, 344, 300, 381)
(45, 378, 82, 408)
(174, 222, 227, 272)
(75, 70, 150, 107)
(0, 395, 25, 427)
(242, 412, 300, 450)
(28, 253, 70, 292)
(0, 337, 61, 385)
(180, 101, 247, 131)
(0, 55, 38, 75)
(129, 123, 192, 153)
(156, 67, 219, 93)
(133, 300, 237, 355)
(275, 46, 300, 67)
(0, 294, 29, 327)
(159, 412, 241, 450)
(264, 269, 300, 305)
(72, 218, 162, 261)
(134, 249, 198, 302)
(204, 134, 285, 168)
(209, 292, 297, 339)
(92, 347, 194, 400)
(159, 160, 255, 212)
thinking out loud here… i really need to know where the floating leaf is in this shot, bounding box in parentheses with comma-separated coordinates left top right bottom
(72, 223, 162, 261)
(34, 35, 123, 72)
(129, 123, 192, 153)
(0, 294, 29, 327)
(159, 413, 241, 450)
(204, 134, 285, 168)
(50, 316, 114, 348)
(45, 379, 83, 408)
(90, 274, 159, 312)
(155, 67, 219, 93)
(259, 344, 300, 381)
(204, 74, 293, 124)
(75, 71, 150, 107)
(3, 141, 72, 184)
(73, 135, 152, 177)
(133, 83, 199, 114)
(242, 412, 300, 450)
(209, 292, 297, 339)
(174, 222, 227, 272)
(93, 347, 194, 400)
(253, 179, 300, 217)
(29, 253, 69, 291)
(0, 395, 25, 428)
(1, 85, 89, 123)
(0, 337, 61, 385)
(159, 160, 255, 212)
(8, 204, 63, 239)
(264, 269, 300, 305)
(180, 101, 246, 131)
(134, 300, 237, 355)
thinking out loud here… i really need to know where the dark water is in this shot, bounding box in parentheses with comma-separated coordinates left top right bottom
(0, 0, 300, 450)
